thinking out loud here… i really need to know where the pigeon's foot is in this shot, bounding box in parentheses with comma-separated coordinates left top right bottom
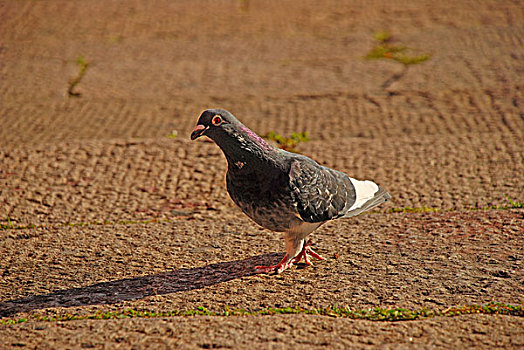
(255, 254, 294, 274)
(255, 241, 325, 274)
(292, 240, 325, 266)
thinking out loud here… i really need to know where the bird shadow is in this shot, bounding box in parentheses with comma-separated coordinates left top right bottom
(0, 253, 282, 318)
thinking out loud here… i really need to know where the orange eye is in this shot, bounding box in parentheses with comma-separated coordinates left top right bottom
(212, 115, 222, 126)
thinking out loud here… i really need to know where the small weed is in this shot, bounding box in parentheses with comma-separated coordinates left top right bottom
(1, 302, 521, 326)
(107, 34, 123, 43)
(505, 196, 523, 209)
(388, 206, 439, 213)
(366, 44, 407, 60)
(0, 215, 15, 230)
(68, 55, 90, 97)
(365, 31, 431, 66)
(391, 198, 523, 214)
(264, 131, 309, 152)
(470, 196, 524, 211)
(394, 53, 431, 65)
(167, 130, 178, 139)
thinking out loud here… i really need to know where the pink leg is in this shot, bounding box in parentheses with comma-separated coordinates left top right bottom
(255, 240, 324, 274)
(292, 240, 325, 266)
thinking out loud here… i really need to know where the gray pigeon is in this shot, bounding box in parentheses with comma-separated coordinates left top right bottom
(191, 109, 391, 274)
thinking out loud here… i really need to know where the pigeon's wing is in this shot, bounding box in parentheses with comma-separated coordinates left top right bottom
(288, 156, 391, 223)
(288, 157, 357, 223)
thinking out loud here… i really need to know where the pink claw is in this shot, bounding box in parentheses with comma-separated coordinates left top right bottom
(255, 240, 324, 274)
(255, 254, 294, 274)
(292, 240, 325, 266)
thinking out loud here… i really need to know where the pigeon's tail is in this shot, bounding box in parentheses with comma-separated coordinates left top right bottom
(343, 185, 391, 218)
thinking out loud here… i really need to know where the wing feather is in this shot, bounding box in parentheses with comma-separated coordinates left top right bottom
(289, 157, 356, 223)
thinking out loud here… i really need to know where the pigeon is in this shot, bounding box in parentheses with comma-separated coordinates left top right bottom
(190, 109, 391, 274)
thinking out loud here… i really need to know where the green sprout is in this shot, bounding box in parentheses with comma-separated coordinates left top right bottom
(68, 55, 90, 97)
(265, 131, 310, 152)
(1, 302, 522, 325)
(365, 31, 431, 66)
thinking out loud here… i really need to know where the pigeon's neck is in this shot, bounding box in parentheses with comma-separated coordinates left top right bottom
(238, 126, 274, 152)
(217, 126, 280, 170)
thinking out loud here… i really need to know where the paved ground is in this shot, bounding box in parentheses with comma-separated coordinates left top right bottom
(0, 0, 523, 348)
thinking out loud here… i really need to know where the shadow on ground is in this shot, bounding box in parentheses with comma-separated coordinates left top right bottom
(0, 253, 282, 318)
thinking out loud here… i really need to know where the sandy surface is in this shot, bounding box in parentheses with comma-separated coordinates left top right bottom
(1, 0, 523, 348)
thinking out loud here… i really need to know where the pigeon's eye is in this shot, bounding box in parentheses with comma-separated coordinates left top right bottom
(212, 115, 223, 126)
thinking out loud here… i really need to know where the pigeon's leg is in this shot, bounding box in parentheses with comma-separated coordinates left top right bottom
(292, 239, 325, 266)
(255, 233, 305, 274)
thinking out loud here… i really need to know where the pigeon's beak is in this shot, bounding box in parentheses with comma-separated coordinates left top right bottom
(190, 124, 208, 140)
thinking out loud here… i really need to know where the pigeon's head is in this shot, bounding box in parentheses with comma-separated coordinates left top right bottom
(191, 109, 276, 164)
(190, 109, 242, 142)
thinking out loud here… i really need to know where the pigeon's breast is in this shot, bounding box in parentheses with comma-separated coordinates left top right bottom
(226, 168, 300, 232)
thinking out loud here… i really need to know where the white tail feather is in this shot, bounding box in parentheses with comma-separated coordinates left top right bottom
(344, 179, 391, 217)
(347, 179, 379, 211)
